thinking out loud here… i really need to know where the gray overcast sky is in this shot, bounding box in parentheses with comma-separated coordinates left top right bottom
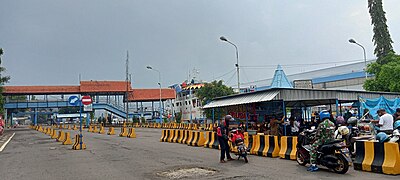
(1, 1, 399, 88)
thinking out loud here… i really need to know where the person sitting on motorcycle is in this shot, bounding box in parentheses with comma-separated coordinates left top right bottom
(231, 127, 245, 146)
(308, 110, 336, 172)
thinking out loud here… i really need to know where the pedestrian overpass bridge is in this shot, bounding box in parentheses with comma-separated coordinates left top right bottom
(2, 81, 175, 125)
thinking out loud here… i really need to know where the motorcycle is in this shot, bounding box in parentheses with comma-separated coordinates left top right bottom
(233, 137, 249, 163)
(296, 129, 351, 174)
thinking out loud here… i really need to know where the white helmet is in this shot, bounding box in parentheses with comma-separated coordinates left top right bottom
(338, 126, 350, 136)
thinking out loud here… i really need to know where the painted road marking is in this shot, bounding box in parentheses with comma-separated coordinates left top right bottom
(0, 133, 16, 152)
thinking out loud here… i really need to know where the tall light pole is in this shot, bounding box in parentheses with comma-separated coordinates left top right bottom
(220, 36, 240, 92)
(349, 39, 367, 80)
(147, 66, 162, 123)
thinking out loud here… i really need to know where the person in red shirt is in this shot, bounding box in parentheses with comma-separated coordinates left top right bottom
(0, 119, 5, 135)
(231, 127, 244, 146)
(217, 115, 233, 163)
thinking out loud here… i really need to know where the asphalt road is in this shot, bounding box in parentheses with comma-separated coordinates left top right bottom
(0, 126, 398, 180)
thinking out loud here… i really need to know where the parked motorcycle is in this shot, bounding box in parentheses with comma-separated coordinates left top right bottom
(296, 129, 351, 174)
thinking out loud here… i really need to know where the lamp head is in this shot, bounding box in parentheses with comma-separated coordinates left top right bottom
(349, 39, 357, 44)
(220, 36, 228, 41)
(146, 66, 152, 70)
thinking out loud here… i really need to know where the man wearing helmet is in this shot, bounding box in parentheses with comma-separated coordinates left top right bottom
(217, 115, 234, 163)
(308, 110, 336, 172)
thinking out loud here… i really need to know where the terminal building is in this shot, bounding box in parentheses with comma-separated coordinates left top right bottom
(251, 60, 375, 91)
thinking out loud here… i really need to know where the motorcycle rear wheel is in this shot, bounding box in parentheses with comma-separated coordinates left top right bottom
(333, 155, 349, 174)
(244, 156, 248, 163)
(296, 151, 307, 166)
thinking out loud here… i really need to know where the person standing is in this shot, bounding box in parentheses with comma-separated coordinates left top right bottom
(269, 116, 283, 136)
(392, 108, 400, 121)
(289, 117, 300, 136)
(217, 115, 233, 163)
(374, 109, 394, 134)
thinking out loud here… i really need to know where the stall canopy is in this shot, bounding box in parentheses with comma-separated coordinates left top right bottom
(203, 90, 280, 108)
(203, 88, 400, 109)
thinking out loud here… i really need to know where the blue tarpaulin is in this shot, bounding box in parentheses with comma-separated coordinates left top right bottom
(359, 96, 400, 119)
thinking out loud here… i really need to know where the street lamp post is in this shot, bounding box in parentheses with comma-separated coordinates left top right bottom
(146, 66, 163, 123)
(349, 39, 367, 80)
(220, 36, 240, 92)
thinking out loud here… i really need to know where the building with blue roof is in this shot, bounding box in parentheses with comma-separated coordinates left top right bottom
(253, 60, 375, 91)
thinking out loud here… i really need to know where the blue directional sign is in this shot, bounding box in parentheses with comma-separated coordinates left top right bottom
(68, 96, 80, 106)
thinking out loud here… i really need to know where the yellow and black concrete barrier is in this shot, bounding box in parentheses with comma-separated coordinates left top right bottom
(51, 130, 58, 139)
(279, 136, 297, 160)
(181, 130, 189, 144)
(99, 126, 105, 134)
(119, 127, 128, 137)
(204, 131, 220, 149)
(250, 134, 280, 157)
(63, 132, 72, 145)
(354, 141, 400, 175)
(160, 129, 167, 142)
(45, 127, 51, 135)
(108, 127, 115, 135)
(88, 125, 93, 132)
(127, 128, 136, 138)
(73, 125, 78, 130)
(187, 131, 206, 147)
(56, 130, 66, 142)
(167, 129, 175, 143)
(160, 129, 171, 142)
(93, 126, 99, 133)
(72, 134, 86, 150)
(173, 130, 183, 143)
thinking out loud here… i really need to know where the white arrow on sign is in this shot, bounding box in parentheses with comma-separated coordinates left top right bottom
(70, 97, 79, 104)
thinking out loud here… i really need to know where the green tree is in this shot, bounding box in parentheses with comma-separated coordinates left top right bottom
(364, 52, 400, 92)
(0, 48, 11, 115)
(368, 0, 395, 60)
(196, 80, 235, 119)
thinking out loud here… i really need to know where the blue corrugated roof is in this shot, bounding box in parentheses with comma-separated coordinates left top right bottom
(312, 71, 371, 84)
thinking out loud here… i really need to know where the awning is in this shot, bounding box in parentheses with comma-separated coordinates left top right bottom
(203, 90, 279, 109)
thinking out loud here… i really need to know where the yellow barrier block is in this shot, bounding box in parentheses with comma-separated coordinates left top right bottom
(119, 127, 128, 137)
(362, 141, 375, 172)
(382, 142, 400, 175)
(73, 125, 78, 130)
(48, 128, 54, 136)
(108, 127, 115, 135)
(279, 136, 297, 160)
(88, 125, 93, 132)
(57, 131, 66, 142)
(59, 124, 63, 129)
(160, 129, 166, 142)
(43, 127, 48, 134)
(93, 126, 99, 133)
(127, 128, 136, 138)
(51, 130, 58, 139)
(45, 128, 51, 135)
(63, 132, 72, 145)
(168, 129, 175, 142)
(67, 125, 71, 130)
(72, 134, 86, 150)
(99, 126, 105, 134)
